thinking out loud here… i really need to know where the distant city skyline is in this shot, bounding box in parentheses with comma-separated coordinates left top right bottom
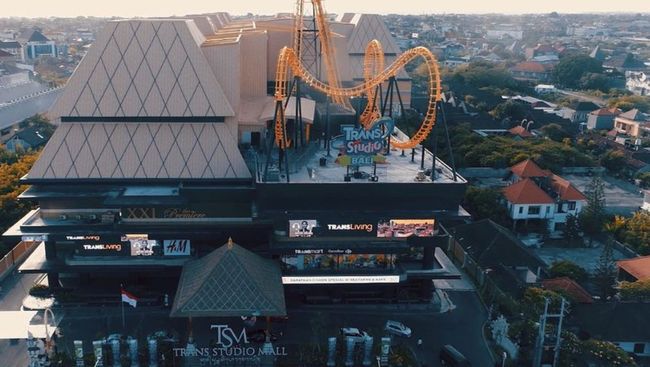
(3, 0, 650, 18)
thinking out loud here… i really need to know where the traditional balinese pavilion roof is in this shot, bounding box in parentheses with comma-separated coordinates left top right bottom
(170, 238, 286, 318)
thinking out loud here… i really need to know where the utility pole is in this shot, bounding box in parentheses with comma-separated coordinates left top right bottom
(532, 297, 568, 367)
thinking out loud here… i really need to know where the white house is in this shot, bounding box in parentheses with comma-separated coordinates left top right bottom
(503, 159, 586, 232)
(643, 190, 650, 212)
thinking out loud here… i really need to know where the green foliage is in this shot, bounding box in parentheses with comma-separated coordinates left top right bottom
(620, 279, 650, 301)
(490, 100, 528, 121)
(620, 211, 650, 255)
(579, 176, 607, 244)
(0, 152, 39, 257)
(594, 239, 617, 299)
(608, 95, 650, 113)
(582, 340, 637, 366)
(462, 186, 509, 225)
(579, 72, 611, 92)
(636, 172, 650, 189)
(564, 214, 583, 247)
(553, 54, 603, 89)
(540, 123, 570, 142)
(520, 287, 563, 319)
(450, 124, 594, 170)
(600, 150, 626, 173)
(548, 260, 588, 282)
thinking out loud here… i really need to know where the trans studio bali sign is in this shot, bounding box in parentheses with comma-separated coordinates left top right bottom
(172, 324, 287, 364)
(335, 117, 395, 166)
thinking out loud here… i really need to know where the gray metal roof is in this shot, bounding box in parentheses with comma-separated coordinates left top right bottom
(170, 239, 286, 318)
(26, 121, 251, 181)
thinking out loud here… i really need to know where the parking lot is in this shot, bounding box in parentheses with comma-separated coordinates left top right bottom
(564, 174, 644, 215)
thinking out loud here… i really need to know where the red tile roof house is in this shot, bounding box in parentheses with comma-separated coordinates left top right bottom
(503, 159, 587, 232)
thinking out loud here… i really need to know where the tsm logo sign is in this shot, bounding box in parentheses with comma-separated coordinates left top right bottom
(210, 325, 249, 348)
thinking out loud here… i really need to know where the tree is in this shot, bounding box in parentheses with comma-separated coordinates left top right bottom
(462, 187, 509, 225)
(579, 72, 611, 92)
(540, 123, 569, 142)
(579, 176, 606, 246)
(553, 54, 603, 89)
(548, 260, 588, 282)
(490, 100, 528, 121)
(594, 238, 617, 299)
(608, 95, 650, 113)
(636, 172, 650, 189)
(600, 150, 626, 174)
(621, 211, 650, 255)
(564, 214, 582, 247)
(620, 279, 650, 302)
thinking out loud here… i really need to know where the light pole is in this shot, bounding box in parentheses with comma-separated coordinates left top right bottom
(502, 351, 507, 367)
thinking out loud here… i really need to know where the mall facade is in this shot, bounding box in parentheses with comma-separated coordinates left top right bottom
(5, 13, 467, 303)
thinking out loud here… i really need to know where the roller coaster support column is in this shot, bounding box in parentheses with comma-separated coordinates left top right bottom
(430, 112, 438, 181)
(439, 102, 458, 182)
(326, 97, 331, 157)
(294, 76, 304, 150)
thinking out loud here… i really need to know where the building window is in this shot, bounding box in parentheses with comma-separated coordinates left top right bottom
(634, 343, 645, 354)
(568, 202, 576, 210)
(528, 206, 541, 215)
(519, 207, 523, 214)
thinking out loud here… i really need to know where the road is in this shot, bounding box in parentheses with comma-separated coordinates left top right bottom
(557, 89, 606, 106)
(0, 272, 493, 367)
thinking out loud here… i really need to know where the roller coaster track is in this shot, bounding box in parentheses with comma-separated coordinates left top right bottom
(274, 41, 442, 150)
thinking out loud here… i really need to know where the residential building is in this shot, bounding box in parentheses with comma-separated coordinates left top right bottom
(644, 191, 650, 212)
(614, 109, 650, 142)
(570, 303, 650, 357)
(524, 44, 562, 64)
(0, 40, 22, 60)
(510, 61, 552, 83)
(541, 277, 593, 303)
(503, 159, 586, 231)
(617, 256, 650, 282)
(449, 219, 546, 296)
(4, 126, 49, 152)
(569, 101, 601, 124)
(587, 107, 621, 130)
(626, 71, 650, 96)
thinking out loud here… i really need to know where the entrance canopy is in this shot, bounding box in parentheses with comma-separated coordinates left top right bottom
(0, 311, 57, 339)
(170, 238, 286, 318)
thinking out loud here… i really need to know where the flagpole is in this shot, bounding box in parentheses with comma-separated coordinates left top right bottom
(121, 284, 125, 330)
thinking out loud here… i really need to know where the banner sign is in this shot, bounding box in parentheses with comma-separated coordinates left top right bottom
(171, 324, 287, 366)
(334, 117, 394, 166)
(281, 275, 400, 284)
(288, 218, 435, 238)
(163, 240, 191, 256)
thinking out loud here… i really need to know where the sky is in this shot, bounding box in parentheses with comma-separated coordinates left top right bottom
(5, 0, 650, 18)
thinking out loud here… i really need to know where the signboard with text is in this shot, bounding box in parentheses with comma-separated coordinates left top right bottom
(334, 117, 394, 167)
(163, 240, 191, 256)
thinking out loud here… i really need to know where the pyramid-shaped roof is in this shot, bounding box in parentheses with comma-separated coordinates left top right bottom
(171, 239, 286, 318)
(504, 178, 554, 205)
(510, 159, 550, 178)
(26, 122, 251, 181)
(619, 109, 647, 122)
(50, 19, 234, 120)
(549, 174, 586, 201)
(28, 30, 50, 42)
(346, 14, 400, 54)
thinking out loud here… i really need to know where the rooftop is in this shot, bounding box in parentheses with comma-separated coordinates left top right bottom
(617, 256, 650, 281)
(257, 137, 464, 185)
(510, 159, 551, 178)
(542, 277, 593, 303)
(503, 178, 554, 204)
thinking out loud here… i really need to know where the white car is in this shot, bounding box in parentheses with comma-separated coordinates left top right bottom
(340, 328, 370, 343)
(384, 320, 412, 338)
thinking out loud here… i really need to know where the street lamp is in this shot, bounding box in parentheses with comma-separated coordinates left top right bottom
(502, 351, 507, 367)
(375, 356, 381, 367)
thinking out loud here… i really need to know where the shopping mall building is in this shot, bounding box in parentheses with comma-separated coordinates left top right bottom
(5, 13, 468, 304)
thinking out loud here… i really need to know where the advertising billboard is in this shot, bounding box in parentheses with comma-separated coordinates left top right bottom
(377, 219, 436, 238)
(334, 117, 394, 167)
(163, 240, 191, 256)
(289, 220, 318, 238)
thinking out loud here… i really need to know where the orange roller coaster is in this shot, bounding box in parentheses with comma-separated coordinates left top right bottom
(274, 0, 442, 151)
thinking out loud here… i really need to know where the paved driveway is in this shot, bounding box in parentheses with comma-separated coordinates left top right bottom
(564, 174, 644, 215)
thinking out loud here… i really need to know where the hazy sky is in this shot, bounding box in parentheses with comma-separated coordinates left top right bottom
(5, 0, 650, 18)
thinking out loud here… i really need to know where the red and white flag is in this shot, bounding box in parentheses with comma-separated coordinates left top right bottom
(121, 288, 138, 308)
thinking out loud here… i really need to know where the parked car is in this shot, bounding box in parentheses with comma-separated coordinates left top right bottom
(384, 320, 412, 337)
(339, 328, 370, 343)
(439, 344, 470, 366)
